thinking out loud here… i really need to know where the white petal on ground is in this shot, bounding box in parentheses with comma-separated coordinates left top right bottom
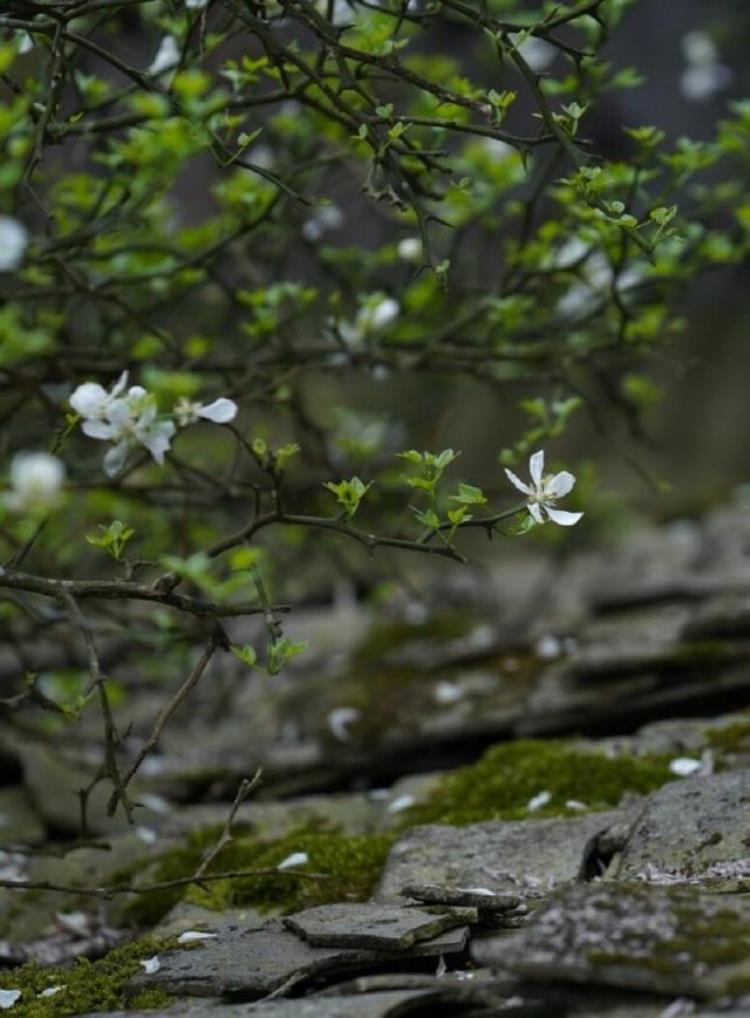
(140, 956, 161, 974)
(528, 450, 545, 487)
(198, 397, 238, 424)
(566, 799, 587, 811)
(669, 757, 703, 777)
(277, 851, 309, 871)
(434, 680, 463, 705)
(527, 790, 551, 812)
(504, 467, 532, 496)
(0, 989, 21, 1009)
(0, 217, 29, 272)
(457, 887, 496, 896)
(136, 826, 158, 844)
(535, 634, 561, 660)
(387, 794, 416, 814)
(327, 706, 361, 741)
(545, 470, 575, 499)
(176, 930, 218, 944)
(545, 507, 583, 527)
(39, 986, 64, 998)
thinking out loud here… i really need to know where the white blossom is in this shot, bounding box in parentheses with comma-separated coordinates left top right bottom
(277, 851, 309, 870)
(174, 396, 238, 427)
(6, 452, 65, 513)
(71, 373, 176, 476)
(0, 989, 21, 1010)
(16, 32, 34, 55)
(680, 31, 731, 102)
(397, 237, 422, 262)
(149, 36, 180, 76)
(302, 204, 344, 242)
(505, 450, 583, 527)
(0, 217, 29, 272)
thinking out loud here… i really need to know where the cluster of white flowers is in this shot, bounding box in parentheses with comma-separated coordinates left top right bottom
(70, 372, 237, 477)
(505, 450, 583, 527)
(338, 294, 400, 349)
(554, 237, 645, 319)
(680, 30, 731, 103)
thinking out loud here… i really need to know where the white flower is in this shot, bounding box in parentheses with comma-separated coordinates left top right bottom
(176, 930, 217, 944)
(397, 237, 422, 262)
(16, 31, 34, 55)
(302, 204, 344, 242)
(679, 30, 731, 102)
(527, 790, 551, 811)
(6, 452, 65, 512)
(277, 851, 309, 871)
(505, 450, 583, 527)
(149, 35, 180, 76)
(174, 396, 238, 428)
(72, 374, 176, 476)
(0, 989, 21, 1010)
(358, 296, 399, 333)
(0, 217, 29, 273)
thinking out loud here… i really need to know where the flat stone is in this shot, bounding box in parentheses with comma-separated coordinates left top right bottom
(610, 769, 750, 890)
(400, 883, 521, 912)
(491, 882, 750, 999)
(283, 902, 474, 950)
(376, 812, 622, 903)
(128, 916, 469, 1000)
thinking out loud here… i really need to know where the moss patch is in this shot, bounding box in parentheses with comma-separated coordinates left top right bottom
(705, 718, 750, 754)
(0, 937, 173, 1016)
(402, 738, 676, 826)
(124, 825, 393, 925)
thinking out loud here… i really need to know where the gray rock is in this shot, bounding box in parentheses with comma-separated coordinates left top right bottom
(283, 902, 474, 950)
(610, 769, 750, 890)
(491, 882, 750, 999)
(376, 812, 622, 902)
(129, 916, 469, 999)
(0, 787, 44, 846)
(400, 883, 521, 912)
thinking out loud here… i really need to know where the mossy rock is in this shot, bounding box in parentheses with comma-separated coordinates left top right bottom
(0, 937, 173, 1016)
(402, 738, 676, 827)
(123, 824, 393, 926)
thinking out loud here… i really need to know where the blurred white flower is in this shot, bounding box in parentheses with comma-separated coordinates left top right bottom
(397, 237, 422, 262)
(669, 757, 702, 777)
(557, 248, 645, 318)
(186, 0, 209, 8)
(505, 450, 583, 527)
(39, 986, 64, 999)
(0, 216, 29, 272)
(70, 370, 129, 422)
(510, 33, 555, 72)
(6, 452, 65, 513)
(339, 295, 399, 349)
(277, 851, 309, 870)
(15, 32, 34, 55)
(679, 30, 731, 102)
(174, 396, 238, 427)
(140, 956, 161, 974)
(302, 204, 344, 242)
(149, 35, 180, 76)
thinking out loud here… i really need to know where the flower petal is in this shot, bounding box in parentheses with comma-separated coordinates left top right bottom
(70, 383, 108, 419)
(504, 467, 532, 496)
(103, 441, 130, 477)
(198, 397, 238, 424)
(528, 502, 545, 524)
(529, 450, 545, 487)
(138, 421, 175, 465)
(546, 470, 575, 498)
(111, 371, 129, 398)
(82, 420, 118, 441)
(545, 507, 583, 527)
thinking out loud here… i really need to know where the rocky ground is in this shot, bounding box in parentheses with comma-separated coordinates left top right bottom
(2, 503, 750, 1016)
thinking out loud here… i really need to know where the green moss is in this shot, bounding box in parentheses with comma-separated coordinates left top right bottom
(0, 936, 174, 1016)
(352, 613, 475, 666)
(403, 739, 676, 826)
(705, 718, 750, 753)
(124, 825, 393, 924)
